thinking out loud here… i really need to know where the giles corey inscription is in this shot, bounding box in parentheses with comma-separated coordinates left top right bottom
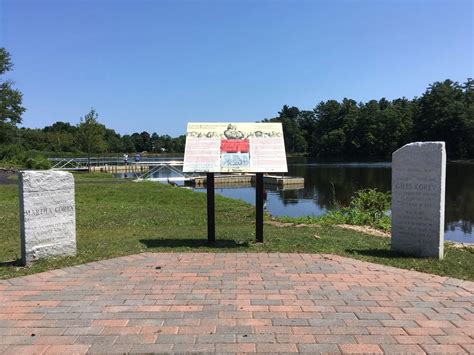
(19, 170, 77, 265)
(391, 142, 446, 259)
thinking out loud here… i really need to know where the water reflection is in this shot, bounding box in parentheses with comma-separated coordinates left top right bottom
(115, 158, 474, 243)
(290, 162, 392, 210)
(283, 158, 474, 243)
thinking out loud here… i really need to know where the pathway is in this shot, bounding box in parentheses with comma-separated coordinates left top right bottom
(0, 253, 473, 354)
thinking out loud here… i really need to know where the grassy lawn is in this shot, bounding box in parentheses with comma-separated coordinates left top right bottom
(0, 173, 473, 280)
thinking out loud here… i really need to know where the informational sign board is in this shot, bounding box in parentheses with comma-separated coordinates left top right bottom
(183, 122, 288, 173)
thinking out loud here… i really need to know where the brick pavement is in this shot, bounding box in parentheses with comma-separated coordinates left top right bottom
(0, 252, 472, 354)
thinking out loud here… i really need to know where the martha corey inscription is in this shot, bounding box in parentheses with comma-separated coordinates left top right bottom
(19, 171, 76, 265)
(391, 142, 446, 259)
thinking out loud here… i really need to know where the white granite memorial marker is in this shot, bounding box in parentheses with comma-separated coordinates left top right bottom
(19, 170, 77, 265)
(391, 142, 446, 259)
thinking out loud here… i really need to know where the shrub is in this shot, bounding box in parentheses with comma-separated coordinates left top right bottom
(0, 144, 24, 161)
(334, 188, 391, 231)
(24, 156, 51, 170)
(275, 188, 392, 232)
(0, 145, 51, 169)
(347, 188, 390, 223)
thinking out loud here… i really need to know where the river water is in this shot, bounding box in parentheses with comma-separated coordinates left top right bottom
(118, 157, 474, 244)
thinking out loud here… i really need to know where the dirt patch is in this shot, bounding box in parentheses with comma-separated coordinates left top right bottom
(265, 220, 294, 227)
(266, 219, 390, 238)
(265, 220, 317, 228)
(335, 224, 390, 238)
(447, 241, 474, 250)
(0, 168, 17, 185)
(266, 220, 474, 249)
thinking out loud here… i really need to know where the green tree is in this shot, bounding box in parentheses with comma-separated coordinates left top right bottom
(413, 80, 473, 158)
(279, 105, 308, 153)
(375, 98, 414, 158)
(121, 135, 135, 152)
(104, 128, 123, 152)
(18, 128, 49, 151)
(43, 121, 77, 152)
(311, 100, 345, 158)
(130, 133, 142, 151)
(76, 109, 106, 170)
(296, 110, 317, 148)
(159, 134, 173, 152)
(139, 131, 152, 152)
(463, 79, 474, 157)
(264, 105, 307, 153)
(339, 98, 359, 156)
(349, 100, 382, 158)
(171, 134, 186, 152)
(0, 48, 26, 144)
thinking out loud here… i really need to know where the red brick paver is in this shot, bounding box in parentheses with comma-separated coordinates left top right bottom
(0, 252, 473, 353)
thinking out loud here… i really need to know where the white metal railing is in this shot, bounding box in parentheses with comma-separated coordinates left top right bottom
(50, 158, 87, 170)
(135, 163, 186, 180)
(48, 157, 184, 169)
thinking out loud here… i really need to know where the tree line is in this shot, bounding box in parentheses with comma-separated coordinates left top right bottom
(1, 47, 473, 160)
(266, 78, 473, 159)
(9, 116, 186, 154)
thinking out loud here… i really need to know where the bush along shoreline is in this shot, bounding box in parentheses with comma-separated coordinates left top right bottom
(275, 188, 391, 232)
(0, 145, 51, 169)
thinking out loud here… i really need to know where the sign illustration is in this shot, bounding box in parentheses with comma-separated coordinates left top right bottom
(183, 122, 287, 173)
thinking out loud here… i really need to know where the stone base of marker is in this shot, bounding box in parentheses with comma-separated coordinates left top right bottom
(391, 142, 446, 259)
(19, 170, 77, 265)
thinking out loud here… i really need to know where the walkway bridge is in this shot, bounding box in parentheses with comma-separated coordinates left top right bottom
(48, 157, 303, 188)
(49, 157, 189, 181)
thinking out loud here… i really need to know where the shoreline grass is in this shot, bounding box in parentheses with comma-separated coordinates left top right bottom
(0, 173, 473, 281)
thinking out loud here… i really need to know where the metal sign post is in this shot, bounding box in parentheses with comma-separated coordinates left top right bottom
(255, 173, 264, 243)
(206, 173, 216, 243)
(183, 122, 288, 245)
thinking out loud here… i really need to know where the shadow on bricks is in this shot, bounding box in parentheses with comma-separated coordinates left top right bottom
(345, 248, 414, 259)
(139, 238, 250, 249)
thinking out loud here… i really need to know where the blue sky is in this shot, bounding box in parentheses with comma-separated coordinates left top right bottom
(1, 0, 472, 136)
